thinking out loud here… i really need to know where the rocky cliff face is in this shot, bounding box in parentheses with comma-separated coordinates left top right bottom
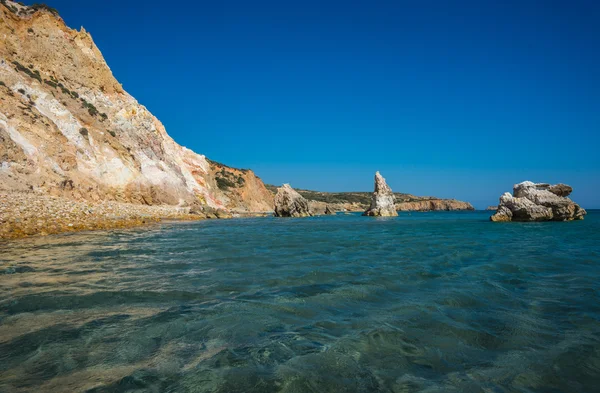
(396, 199, 474, 212)
(0, 3, 272, 212)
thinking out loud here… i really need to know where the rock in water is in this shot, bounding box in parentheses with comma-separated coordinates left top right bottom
(274, 184, 312, 217)
(363, 172, 398, 217)
(491, 181, 586, 222)
(324, 205, 336, 215)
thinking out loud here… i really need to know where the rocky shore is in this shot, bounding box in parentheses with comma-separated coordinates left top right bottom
(0, 192, 209, 240)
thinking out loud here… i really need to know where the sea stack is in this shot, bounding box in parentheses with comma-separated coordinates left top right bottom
(491, 181, 586, 222)
(363, 172, 398, 217)
(273, 184, 312, 217)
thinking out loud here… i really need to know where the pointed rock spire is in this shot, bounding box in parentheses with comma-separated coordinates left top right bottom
(363, 171, 398, 217)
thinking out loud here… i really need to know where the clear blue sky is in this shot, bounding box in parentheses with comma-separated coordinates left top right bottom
(34, 0, 600, 208)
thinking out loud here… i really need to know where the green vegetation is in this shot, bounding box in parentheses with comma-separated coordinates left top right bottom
(214, 167, 246, 191)
(107, 130, 116, 137)
(87, 106, 98, 117)
(17, 88, 25, 94)
(1, 0, 18, 13)
(79, 127, 88, 137)
(56, 82, 72, 96)
(12, 61, 42, 83)
(27, 28, 34, 33)
(44, 79, 58, 88)
(43, 79, 84, 103)
(216, 177, 237, 190)
(206, 158, 249, 173)
(100, 113, 108, 121)
(30, 3, 59, 16)
(0, 81, 5, 87)
(264, 185, 420, 205)
(80, 98, 99, 117)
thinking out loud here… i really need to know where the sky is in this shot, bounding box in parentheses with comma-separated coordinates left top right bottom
(27, 0, 600, 208)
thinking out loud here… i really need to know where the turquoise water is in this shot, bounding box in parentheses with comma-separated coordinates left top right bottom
(1, 211, 600, 392)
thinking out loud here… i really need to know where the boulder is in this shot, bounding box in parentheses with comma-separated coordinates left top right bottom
(307, 200, 327, 215)
(274, 184, 312, 217)
(363, 172, 398, 217)
(491, 181, 586, 222)
(189, 204, 232, 219)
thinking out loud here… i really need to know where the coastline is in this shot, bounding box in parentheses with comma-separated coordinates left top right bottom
(0, 192, 206, 241)
(0, 192, 491, 241)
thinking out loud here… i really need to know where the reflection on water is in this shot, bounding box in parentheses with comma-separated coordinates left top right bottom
(1, 212, 600, 392)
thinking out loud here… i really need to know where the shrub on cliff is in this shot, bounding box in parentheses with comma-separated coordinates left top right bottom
(80, 98, 99, 117)
(44, 79, 58, 88)
(30, 3, 59, 16)
(216, 177, 236, 190)
(12, 61, 42, 83)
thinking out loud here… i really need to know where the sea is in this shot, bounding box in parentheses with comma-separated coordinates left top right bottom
(1, 211, 599, 392)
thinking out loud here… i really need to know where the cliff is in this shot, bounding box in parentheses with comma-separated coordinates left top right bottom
(0, 2, 273, 213)
(396, 199, 474, 212)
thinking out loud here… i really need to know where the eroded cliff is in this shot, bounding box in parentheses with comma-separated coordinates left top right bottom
(0, 2, 273, 212)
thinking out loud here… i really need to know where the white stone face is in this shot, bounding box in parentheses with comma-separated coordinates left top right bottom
(274, 184, 311, 217)
(492, 181, 586, 222)
(364, 171, 398, 217)
(0, 113, 38, 157)
(16, 83, 88, 150)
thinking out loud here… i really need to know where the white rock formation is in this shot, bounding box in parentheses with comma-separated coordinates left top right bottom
(491, 181, 586, 222)
(363, 171, 398, 217)
(273, 184, 312, 217)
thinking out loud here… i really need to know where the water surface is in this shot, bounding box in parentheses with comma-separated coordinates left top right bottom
(1, 211, 599, 392)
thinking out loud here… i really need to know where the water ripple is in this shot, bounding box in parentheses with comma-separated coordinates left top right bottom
(0, 211, 599, 392)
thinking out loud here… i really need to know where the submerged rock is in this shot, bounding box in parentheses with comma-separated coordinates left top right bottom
(363, 172, 398, 217)
(274, 184, 312, 217)
(491, 181, 586, 222)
